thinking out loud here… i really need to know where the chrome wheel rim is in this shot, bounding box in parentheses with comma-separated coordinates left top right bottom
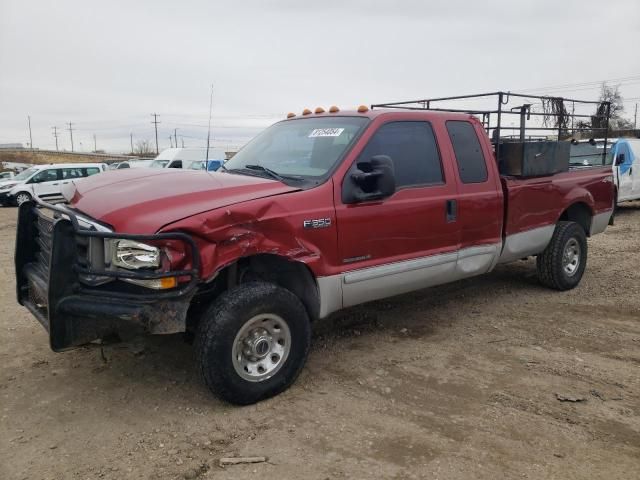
(16, 194, 30, 205)
(562, 238, 581, 277)
(232, 313, 291, 382)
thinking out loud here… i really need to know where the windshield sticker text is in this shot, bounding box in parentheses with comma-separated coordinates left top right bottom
(308, 128, 344, 138)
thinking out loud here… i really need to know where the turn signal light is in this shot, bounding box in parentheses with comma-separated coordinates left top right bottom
(329, 106, 340, 113)
(287, 112, 296, 118)
(315, 107, 325, 114)
(159, 276, 178, 289)
(302, 108, 312, 115)
(357, 105, 369, 113)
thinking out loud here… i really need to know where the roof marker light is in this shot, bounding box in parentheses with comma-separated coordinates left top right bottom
(357, 105, 369, 113)
(287, 112, 296, 118)
(302, 108, 312, 115)
(315, 107, 325, 114)
(329, 106, 340, 113)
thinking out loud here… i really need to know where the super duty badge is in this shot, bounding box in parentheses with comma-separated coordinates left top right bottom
(303, 218, 332, 229)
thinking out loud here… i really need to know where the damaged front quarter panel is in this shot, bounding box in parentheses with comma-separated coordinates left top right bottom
(159, 182, 339, 281)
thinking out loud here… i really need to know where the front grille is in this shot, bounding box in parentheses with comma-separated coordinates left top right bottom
(26, 208, 56, 315)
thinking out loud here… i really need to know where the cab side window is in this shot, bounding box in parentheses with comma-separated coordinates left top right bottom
(357, 121, 443, 188)
(62, 168, 83, 179)
(30, 169, 59, 183)
(446, 120, 488, 183)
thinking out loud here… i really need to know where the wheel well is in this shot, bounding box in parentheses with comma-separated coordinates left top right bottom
(192, 254, 320, 324)
(559, 202, 592, 236)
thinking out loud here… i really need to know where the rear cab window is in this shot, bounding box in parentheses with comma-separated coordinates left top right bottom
(446, 120, 488, 183)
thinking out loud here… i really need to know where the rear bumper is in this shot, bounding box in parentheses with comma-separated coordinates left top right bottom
(15, 200, 201, 351)
(590, 209, 613, 235)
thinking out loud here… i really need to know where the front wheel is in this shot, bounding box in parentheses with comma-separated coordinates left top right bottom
(15, 192, 32, 206)
(195, 282, 311, 405)
(536, 221, 587, 291)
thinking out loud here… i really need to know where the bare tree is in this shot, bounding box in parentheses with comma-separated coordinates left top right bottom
(133, 139, 156, 157)
(598, 82, 633, 130)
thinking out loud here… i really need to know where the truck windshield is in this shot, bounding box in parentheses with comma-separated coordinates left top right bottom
(224, 117, 368, 181)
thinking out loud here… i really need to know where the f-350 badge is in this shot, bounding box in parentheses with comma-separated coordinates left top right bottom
(303, 218, 332, 229)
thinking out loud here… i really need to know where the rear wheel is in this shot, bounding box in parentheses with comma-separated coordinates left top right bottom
(15, 192, 32, 206)
(195, 281, 311, 405)
(536, 221, 587, 291)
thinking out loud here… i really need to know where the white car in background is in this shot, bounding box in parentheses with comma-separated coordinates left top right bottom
(110, 159, 154, 169)
(0, 163, 107, 206)
(569, 137, 640, 209)
(149, 147, 227, 169)
(609, 138, 640, 204)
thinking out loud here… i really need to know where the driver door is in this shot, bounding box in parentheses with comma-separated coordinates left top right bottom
(335, 120, 460, 307)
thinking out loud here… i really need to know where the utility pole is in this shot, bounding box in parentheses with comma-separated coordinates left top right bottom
(130, 132, 134, 154)
(151, 113, 160, 154)
(51, 126, 59, 151)
(169, 136, 173, 148)
(67, 122, 75, 152)
(27, 115, 33, 150)
(634, 103, 638, 130)
(181, 137, 185, 148)
(206, 84, 213, 160)
(93, 134, 97, 152)
(174, 128, 178, 149)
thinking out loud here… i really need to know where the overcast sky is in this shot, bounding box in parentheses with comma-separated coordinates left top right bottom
(1, 0, 639, 153)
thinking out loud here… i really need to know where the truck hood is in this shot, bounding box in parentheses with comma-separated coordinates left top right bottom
(69, 169, 301, 233)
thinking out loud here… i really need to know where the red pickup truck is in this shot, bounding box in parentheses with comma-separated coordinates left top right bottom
(15, 105, 614, 404)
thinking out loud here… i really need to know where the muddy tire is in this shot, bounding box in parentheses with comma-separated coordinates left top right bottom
(536, 221, 587, 291)
(195, 281, 311, 405)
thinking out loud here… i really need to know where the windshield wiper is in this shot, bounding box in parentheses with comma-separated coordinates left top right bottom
(244, 165, 303, 182)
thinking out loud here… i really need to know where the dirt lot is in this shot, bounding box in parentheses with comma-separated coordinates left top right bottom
(1, 205, 639, 480)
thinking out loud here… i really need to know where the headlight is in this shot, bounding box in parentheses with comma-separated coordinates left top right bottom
(0, 183, 17, 191)
(111, 239, 160, 270)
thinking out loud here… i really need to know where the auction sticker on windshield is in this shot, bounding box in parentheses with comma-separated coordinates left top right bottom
(308, 128, 344, 138)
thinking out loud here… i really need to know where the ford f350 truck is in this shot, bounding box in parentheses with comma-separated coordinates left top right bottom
(16, 94, 614, 404)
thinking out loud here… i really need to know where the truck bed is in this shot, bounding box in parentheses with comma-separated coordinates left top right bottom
(501, 166, 614, 238)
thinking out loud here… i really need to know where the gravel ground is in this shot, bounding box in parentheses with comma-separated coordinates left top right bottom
(1, 204, 639, 480)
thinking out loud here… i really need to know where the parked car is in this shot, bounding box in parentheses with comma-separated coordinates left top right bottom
(110, 159, 154, 169)
(0, 163, 106, 206)
(188, 159, 226, 171)
(149, 147, 226, 169)
(15, 107, 613, 405)
(0, 171, 15, 180)
(609, 138, 640, 204)
(569, 137, 640, 207)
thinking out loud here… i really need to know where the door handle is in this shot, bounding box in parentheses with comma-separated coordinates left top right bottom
(446, 199, 457, 222)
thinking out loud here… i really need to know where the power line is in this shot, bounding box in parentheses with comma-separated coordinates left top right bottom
(519, 74, 640, 94)
(67, 122, 74, 152)
(51, 126, 59, 150)
(150, 113, 160, 154)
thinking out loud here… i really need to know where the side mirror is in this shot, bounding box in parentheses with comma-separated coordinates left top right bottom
(615, 153, 625, 166)
(344, 155, 396, 203)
